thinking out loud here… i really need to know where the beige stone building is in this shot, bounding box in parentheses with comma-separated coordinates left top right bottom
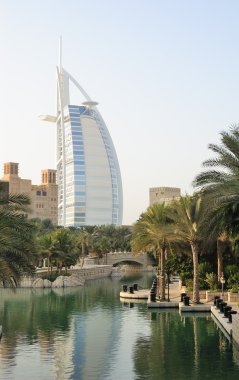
(149, 186, 181, 206)
(1, 162, 58, 224)
(0, 180, 9, 201)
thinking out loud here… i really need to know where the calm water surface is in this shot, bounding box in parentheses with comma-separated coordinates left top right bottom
(0, 273, 239, 380)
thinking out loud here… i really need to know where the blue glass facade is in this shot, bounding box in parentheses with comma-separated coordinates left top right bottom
(64, 105, 86, 226)
(92, 110, 121, 225)
(57, 104, 123, 227)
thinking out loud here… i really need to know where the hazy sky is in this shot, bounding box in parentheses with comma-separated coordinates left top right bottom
(1, 0, 239, 225)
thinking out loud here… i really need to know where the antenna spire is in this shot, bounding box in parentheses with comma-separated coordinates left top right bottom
(59, 36, 62, 73)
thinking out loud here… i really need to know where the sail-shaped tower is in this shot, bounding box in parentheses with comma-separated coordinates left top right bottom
(41, 41, 123, 227)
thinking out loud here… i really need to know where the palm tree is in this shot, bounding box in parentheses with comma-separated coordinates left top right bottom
(131, 203, 174, 301)
(199, 199, 235, 282)
(37, 234, 54, 274)
(98, 236, 111, 264)
(115, 226, 132, 252)
(51, 229, 77, 273)
(0, 193, 36, 286)
(193, 125, 239, 282)
(77, 228, 91, 267)
(170, 195, 203, 303)
(193, 125, 239, 200)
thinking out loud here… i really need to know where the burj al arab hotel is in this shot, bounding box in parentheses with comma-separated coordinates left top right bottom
(41, 41, 123, 227)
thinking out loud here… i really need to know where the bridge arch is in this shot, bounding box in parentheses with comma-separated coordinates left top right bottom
(112, 259, 144, 267)
(106, 252, 150, 268)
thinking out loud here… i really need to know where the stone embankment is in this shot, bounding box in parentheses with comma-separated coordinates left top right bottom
(232, 314, 239, 346)
(20, 265, 113, 289)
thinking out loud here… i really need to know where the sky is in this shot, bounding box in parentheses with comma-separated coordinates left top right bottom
(1, 0, 239, 225)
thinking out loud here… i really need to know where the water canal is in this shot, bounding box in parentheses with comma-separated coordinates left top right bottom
(0, 273, 239, 380)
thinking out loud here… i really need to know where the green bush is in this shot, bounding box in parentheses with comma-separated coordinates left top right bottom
(199, 262, 214, 289)
(229, 285, 239, 293)
(224, 265, 238, 277)
(180, 272, 192, 286)
(205, 272, 218, 291)
(199, 277, 207, 289)
(227, 272, 239, 289)
(185, 278, 193, 291)
(199, 262, 213, 276)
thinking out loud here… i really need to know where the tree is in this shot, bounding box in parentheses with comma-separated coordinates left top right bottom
(199, 201, 233, 282)
(50, 229, 77, 273)
(170, 195, 203, 303)
(0, 193, 36, 286)
(113, 226, 132, 252)
(30, 218, 55, 234)
(193, 125, 239, 281)
(37, 234, 54, 273)
(193, 125, 239, 203)
(91, 225, 132, 264)
(98, 236, 111, 264)
(131, 203, 174, 301)
(76, 228, 92, 268)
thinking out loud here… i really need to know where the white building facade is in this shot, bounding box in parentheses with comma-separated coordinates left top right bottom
(41, 44, 123, 227)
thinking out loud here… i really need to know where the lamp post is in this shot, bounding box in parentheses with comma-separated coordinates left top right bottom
(220, 273, 225, 298)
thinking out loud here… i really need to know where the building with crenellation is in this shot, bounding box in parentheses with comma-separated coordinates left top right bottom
(149, 186, 181, 206)
(1, 162, 58, 224)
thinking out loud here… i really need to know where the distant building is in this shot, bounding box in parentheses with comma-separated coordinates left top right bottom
(0, 180, 9, 201)
(149, 186, 181, 206)
(40, 41, 123, 227)
(1, 162, 58, 224)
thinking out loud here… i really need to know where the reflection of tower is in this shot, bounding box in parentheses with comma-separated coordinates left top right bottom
(51, 306, 122, 380)
(51, 282, 123, 380)
(52, 317, 75, 380)
(40, 38, 123, 227)
(79, 308, 121, 379)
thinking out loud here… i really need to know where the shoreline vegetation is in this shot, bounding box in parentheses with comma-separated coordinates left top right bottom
(1, 126, 239, 304)
(131, 125, 239, 303)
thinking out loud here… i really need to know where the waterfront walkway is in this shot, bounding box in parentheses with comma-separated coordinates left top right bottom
(148, 281, 239, 313)
(167, 281, 181, 301)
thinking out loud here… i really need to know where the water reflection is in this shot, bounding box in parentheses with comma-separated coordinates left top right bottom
(0, 274, 238, 379)
(133, 311, 239, 380)
(0, 278, 125, 380)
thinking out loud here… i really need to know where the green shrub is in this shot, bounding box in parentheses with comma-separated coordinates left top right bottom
(226, 271, 239, 289)
(180, 271, 192, 286)
(229, 285, 239, 293)
(199, 262, 214, 289)
(185, 278, 193, 291)
(205, 272, 218, 291)
(224, 265, 238, 277)
(199, 262, 213, 276)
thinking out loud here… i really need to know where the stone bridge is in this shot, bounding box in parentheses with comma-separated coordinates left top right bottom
(105, 252, 152, 268)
